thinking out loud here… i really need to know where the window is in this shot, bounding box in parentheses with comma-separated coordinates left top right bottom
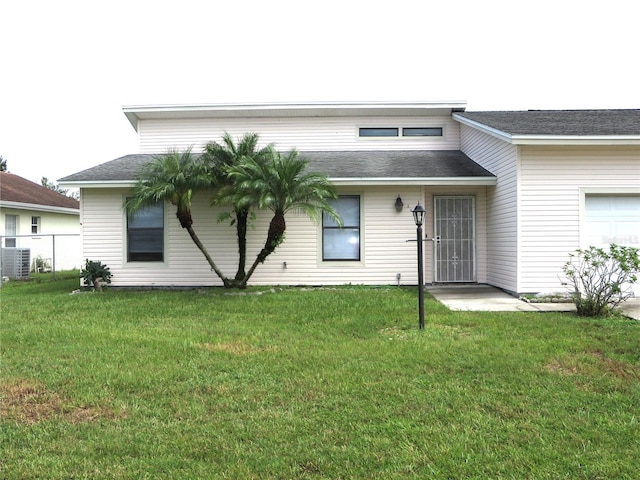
(31, 216, 40, 234)
(402, 127, 443, 137)
(359, 127, 443, 138)
(5, 214, 17, 247)
(323, 196, 360, 261)
(127, 202, 164, 262)
(359, 127, 398, 137)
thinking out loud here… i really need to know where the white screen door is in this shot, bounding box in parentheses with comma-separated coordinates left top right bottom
(434, 196, 476, 282)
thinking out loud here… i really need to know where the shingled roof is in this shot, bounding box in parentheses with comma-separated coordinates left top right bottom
(0, 172, 79, 210)
(58, 150, 496, 184)
(454, 109, 640, 136)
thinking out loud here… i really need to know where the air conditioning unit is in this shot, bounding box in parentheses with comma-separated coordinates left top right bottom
(1, 248, 31, 279)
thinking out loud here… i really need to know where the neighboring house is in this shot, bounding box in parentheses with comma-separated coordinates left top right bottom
(0, 172, 81, 274)
(58, 102, 640, 294)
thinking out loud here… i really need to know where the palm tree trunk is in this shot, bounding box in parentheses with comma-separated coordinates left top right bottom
(234, 207, 249, 282)
(241, 211, 286, 288)
(185, 225, 231, 288)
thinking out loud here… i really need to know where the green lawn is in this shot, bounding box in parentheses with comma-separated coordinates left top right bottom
(1, 272, 639, 479)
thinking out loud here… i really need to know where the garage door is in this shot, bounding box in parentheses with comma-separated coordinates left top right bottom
(585, 195, 640, 295)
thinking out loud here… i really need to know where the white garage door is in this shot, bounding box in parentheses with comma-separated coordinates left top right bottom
(585, 195, 640, 295)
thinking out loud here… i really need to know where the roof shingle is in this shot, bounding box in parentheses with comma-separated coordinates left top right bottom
(59, 150, 495, 183)
(1, 172, 80, 209)
(455, 109, 640, 136)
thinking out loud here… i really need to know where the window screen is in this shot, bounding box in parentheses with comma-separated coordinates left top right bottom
(323, 196, 360, 261)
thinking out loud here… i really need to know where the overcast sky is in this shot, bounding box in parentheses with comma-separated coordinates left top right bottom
(1, 0, 638, 185)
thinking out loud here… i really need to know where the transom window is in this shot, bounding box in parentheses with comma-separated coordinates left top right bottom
(127, 202, 164, 262)
(402, 127, 443, 136)
(323, 196, 360, 261)
(359, 127, 398, 137)
(359, 127, 443, 138)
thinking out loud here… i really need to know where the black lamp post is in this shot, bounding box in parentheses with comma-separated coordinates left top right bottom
(412, 203, 426, 330)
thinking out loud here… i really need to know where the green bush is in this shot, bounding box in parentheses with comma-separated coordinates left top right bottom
(562, 244, 639, 316)
(80, 259, 112, 291)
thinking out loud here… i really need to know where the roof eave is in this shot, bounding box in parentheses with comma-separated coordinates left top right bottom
(330, 177, 497, 186)
(0, 200, 79, 215)
(510, 136, 640, 145)
(124, 100, 468, 130)
(58, 180, 137, 189)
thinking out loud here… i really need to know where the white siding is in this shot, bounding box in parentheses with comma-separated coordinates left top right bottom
(1, 207, 80, 271)
(81, 187, 428, 287)
(519, 145, 640, 294)
(460, 125, 519, 292)
(137, 116, 461, 153)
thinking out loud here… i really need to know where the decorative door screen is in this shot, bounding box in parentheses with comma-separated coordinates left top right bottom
(434, 196, 476, 282)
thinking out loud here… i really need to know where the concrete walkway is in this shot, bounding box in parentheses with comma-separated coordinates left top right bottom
(426, 284, 640, 320)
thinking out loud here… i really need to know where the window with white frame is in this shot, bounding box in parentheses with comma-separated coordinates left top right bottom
(31, 216, 40, 234)
(323, 196, 360, 261)
(5, 214, 17, 247)
(358, 126, 443, 138)
(127, 202, 164, 262)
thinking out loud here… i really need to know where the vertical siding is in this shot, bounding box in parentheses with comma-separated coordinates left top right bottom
(137, 116, 461, 153)
(81, 186, 429, 287)
(460, 126, 519, 292)
(519, 145, 640, 293)
(81, 189, 126, 271)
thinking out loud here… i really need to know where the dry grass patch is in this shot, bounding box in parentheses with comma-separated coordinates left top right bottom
(546, 350, 640, 381)
(1, 378, 125, 425)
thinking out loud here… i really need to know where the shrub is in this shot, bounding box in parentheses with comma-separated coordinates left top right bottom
(80, 259, 112, 291)
(562, 244, 639, 317)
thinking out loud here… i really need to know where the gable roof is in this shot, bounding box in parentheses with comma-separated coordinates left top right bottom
(453, 109, 640, 145)
(58, 151, 496, 187)
(0, 172, 80, 212)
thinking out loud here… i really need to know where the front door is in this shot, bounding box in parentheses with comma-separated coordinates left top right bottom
(434, 196, 476, 282)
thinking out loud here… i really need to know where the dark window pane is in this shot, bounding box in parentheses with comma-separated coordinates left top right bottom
(127, 201, 164, 262)
(359, 127, 398, 137)
(402, 127, 443, 136)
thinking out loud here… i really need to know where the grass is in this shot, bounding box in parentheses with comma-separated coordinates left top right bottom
(1, 272, 639, 479)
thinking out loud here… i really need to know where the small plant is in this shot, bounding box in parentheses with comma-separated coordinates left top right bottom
(32, 255, 51, 273)
(80, 259, 112, 291)
(562, 244, 639, 317)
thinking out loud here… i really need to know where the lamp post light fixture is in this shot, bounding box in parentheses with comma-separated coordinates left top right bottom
(412, 203, 426, 330)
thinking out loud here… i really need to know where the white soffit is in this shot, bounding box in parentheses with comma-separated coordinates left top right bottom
(123, 101, 468, 130)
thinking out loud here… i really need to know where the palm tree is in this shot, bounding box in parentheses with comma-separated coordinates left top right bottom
(124, 148, 230, 286)
(201, 133, 273, 286)
(224, 147, 342, 287)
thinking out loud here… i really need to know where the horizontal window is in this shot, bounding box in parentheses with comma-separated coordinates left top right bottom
(402, 127, 443, 137)
(359, 127, 398, 137)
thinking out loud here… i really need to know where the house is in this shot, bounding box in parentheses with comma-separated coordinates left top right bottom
(0, 172, 81, 275)
(58, 102, 640, 294)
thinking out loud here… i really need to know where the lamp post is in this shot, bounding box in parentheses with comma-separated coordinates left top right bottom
(412, 203, 425, 330)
